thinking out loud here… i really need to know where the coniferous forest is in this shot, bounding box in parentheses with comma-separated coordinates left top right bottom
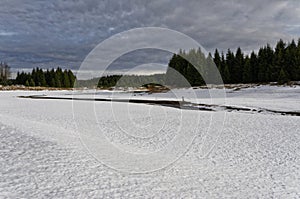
(15, 67, 76, 88)
(167, 39, 300, 86)
(97, 74, 166, 88)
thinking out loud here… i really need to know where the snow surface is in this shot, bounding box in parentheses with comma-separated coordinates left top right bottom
(0, 86, 300, 198)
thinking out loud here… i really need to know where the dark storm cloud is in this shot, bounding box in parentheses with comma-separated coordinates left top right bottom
(0, 0, 299, 73)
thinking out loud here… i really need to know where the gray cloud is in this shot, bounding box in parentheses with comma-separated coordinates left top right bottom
(0, 0, 299, 73)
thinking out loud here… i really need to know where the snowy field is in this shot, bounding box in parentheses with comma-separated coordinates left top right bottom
(0, 85, 300, 198)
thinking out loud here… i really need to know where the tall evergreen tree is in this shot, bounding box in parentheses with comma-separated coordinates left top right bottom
(214, 49, 222, 72)
(242, 56, 252, 83)
(273, 39, 286, 81)
(29, 78, 35, 87)
(296, 38, 300, 80)
(285, 40, 297, 80)
(68, 70, 76, 88)
(63, 70, 70, 88)
(54, 72, 61, 87)
(250, 51, 258, 83)
(223, 63, 231, 84)
(225, 49, 235, 83)
(278, 68, 289, 84)
(257, 47, 268, 82)
(233, 47, 244, 83)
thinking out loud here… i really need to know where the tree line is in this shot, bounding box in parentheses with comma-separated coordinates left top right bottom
(167, 38, 300, 85)
(15, 67, 76, 88)
(97, 74, 166, 88)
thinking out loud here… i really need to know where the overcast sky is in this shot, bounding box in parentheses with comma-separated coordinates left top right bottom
(1, 0, 300, 75)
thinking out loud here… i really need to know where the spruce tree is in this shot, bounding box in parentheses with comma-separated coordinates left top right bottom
(29, 78, 35, 87)
(54, 73, 61, 88)
(68, 70, 76, 88)
(273, 39, 286, 81)
(225, 49, 234, 83)
(223, 64, 231, 84)
(40, 72, 47, 87)
(63, 70, 70, 88)
(214, 49, 221, 72)
(25, 80, 29, 87)
(278, 68, 289, 84)
(233, 47, 244, 83)
(296, 38, 300, 80)
(285, 40, 297, 80)
(258, 47, 267, 82)
(242, 56, 252, 83)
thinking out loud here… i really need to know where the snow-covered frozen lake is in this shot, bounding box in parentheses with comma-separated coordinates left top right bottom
(0, 85, 299, 198)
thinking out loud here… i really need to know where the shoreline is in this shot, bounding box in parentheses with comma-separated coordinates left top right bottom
(0, 82, 299, 91)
